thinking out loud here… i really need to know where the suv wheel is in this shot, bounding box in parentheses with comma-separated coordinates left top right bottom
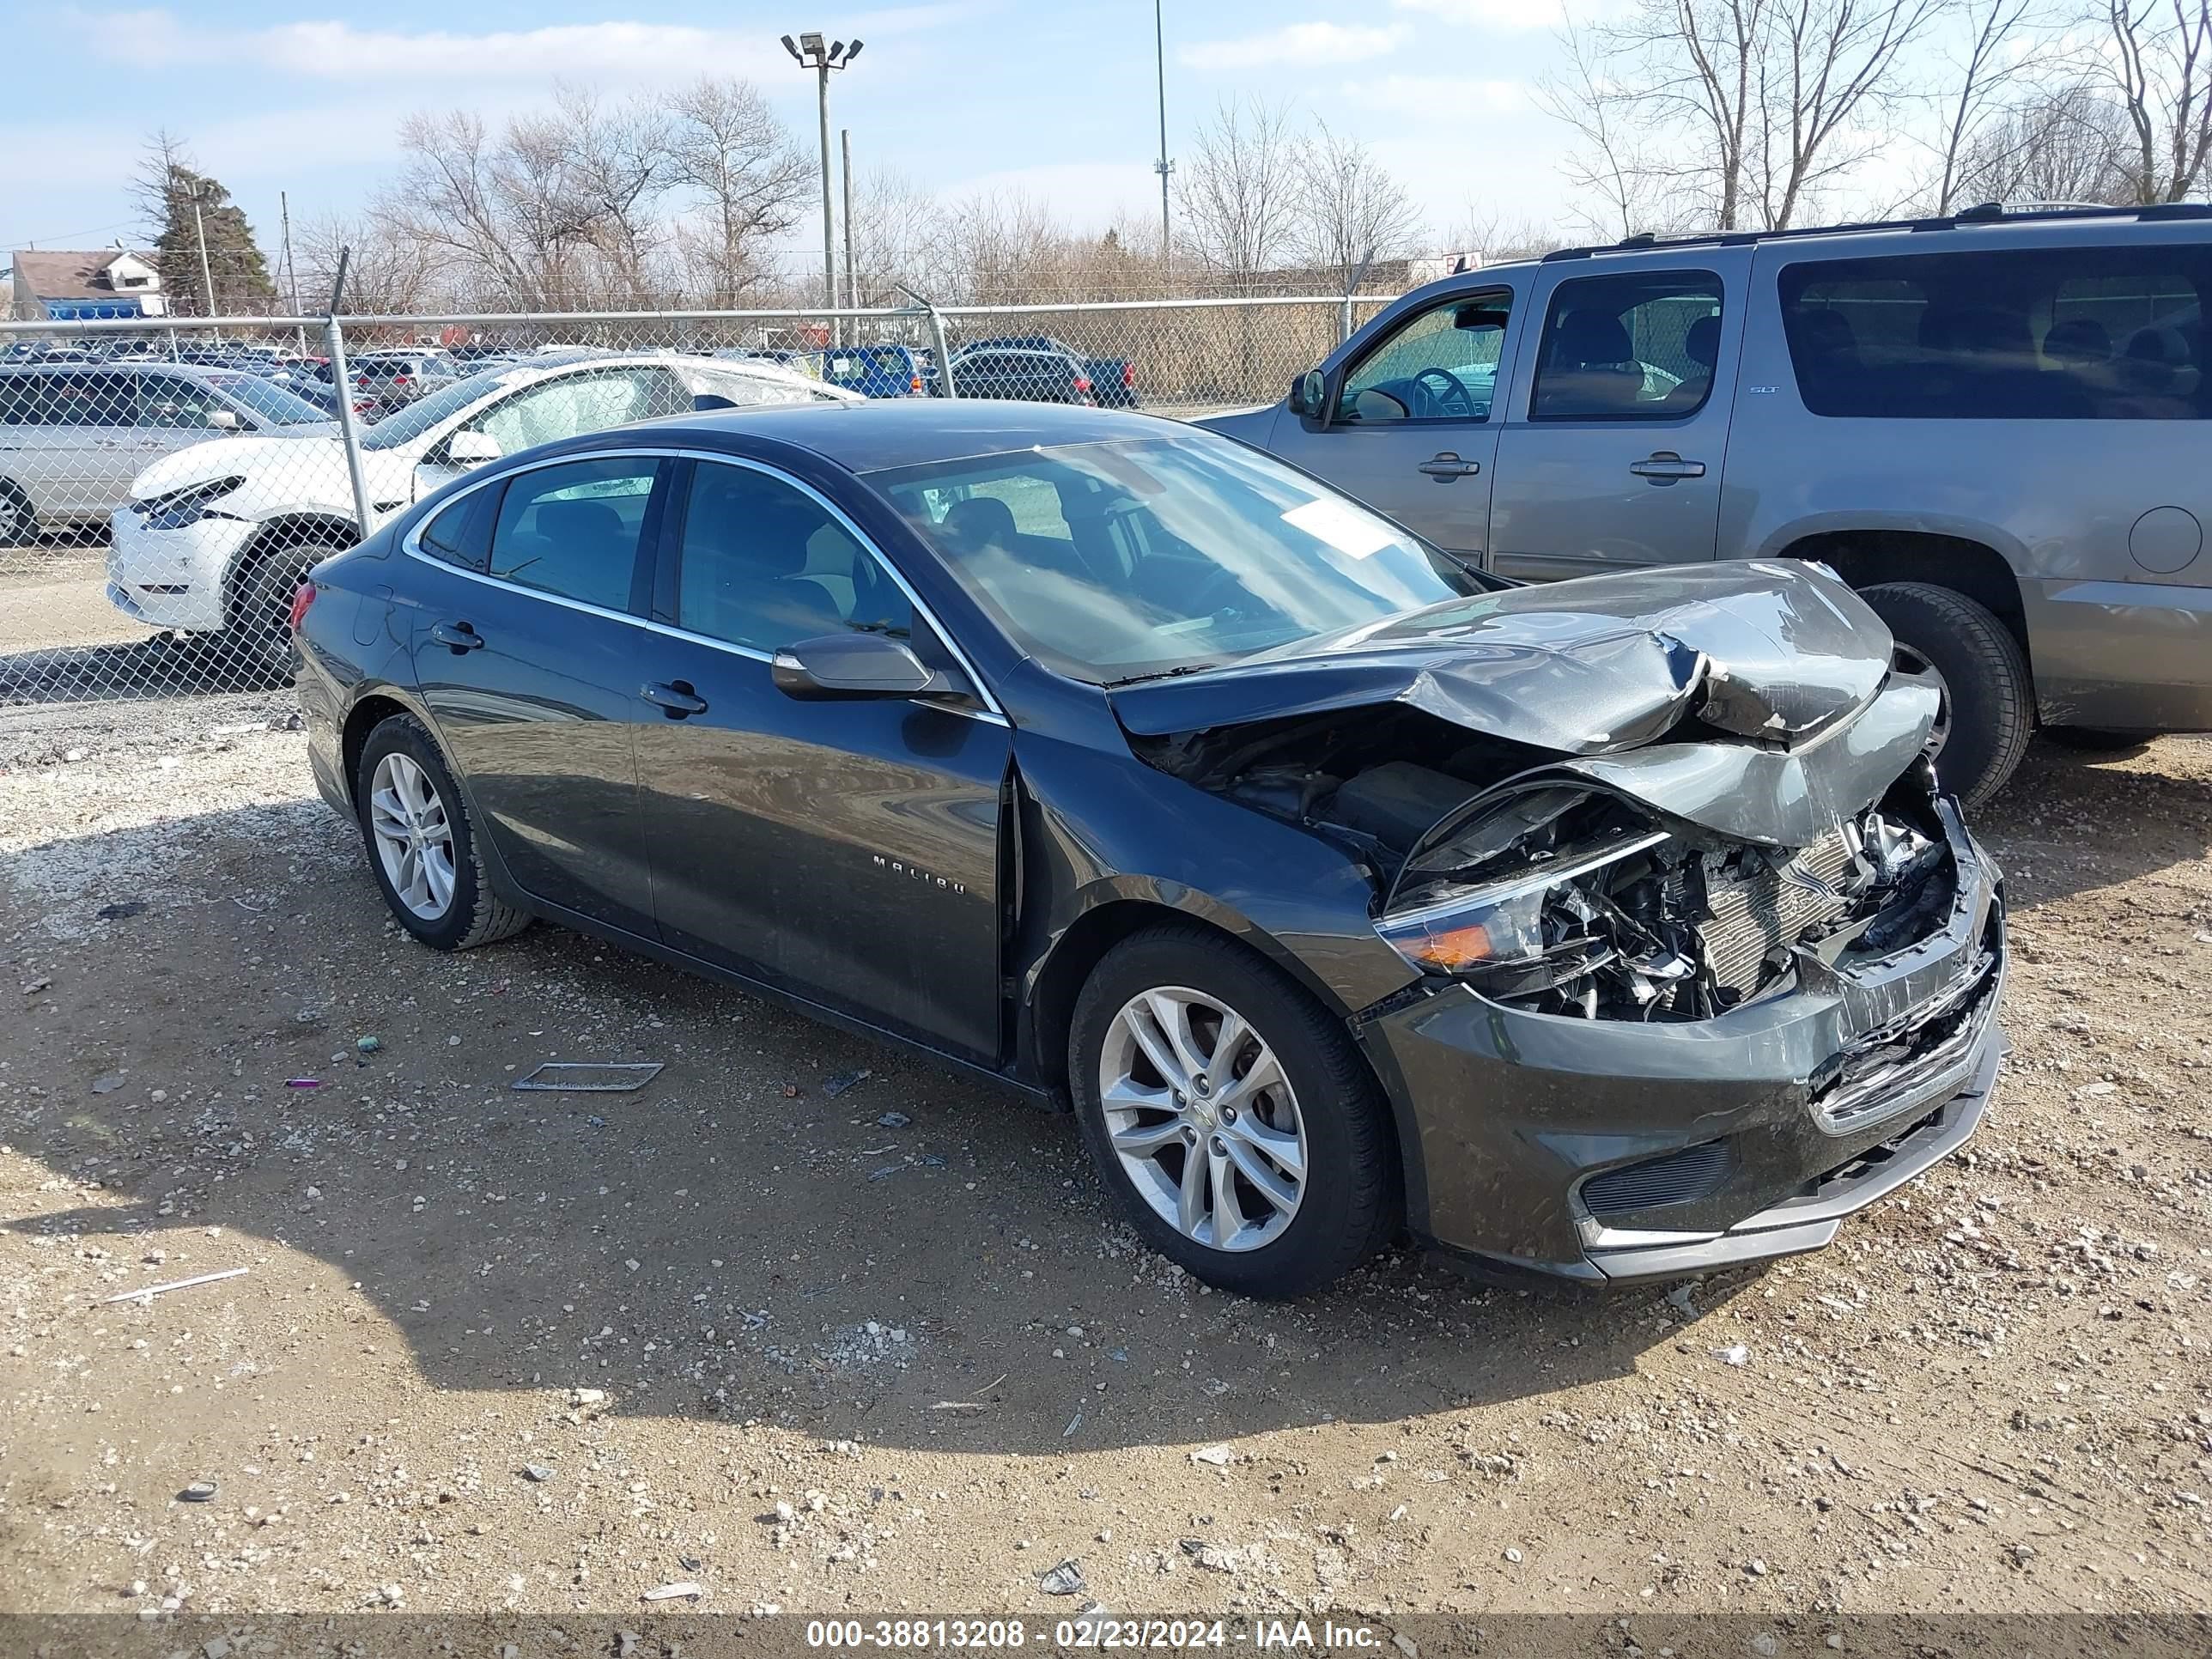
(1068, 925, 1397, 1298)
(1858, 581, 2032, 810)
(356, 714, 533, 951)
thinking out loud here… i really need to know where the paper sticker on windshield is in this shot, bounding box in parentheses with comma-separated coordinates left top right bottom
(1282, 496, 1395, 559)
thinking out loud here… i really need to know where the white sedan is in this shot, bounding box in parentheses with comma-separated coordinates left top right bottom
(108, 350, 859, 674)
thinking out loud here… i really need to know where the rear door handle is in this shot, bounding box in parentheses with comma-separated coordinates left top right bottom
(642, 679, 708, 718)
(1629, 453, 1706, 481)
(429, 621, 484, 653)
(1419, 453, 1481, 479)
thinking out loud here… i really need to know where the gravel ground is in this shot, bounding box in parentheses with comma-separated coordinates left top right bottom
(1, 690, 2209, 1627)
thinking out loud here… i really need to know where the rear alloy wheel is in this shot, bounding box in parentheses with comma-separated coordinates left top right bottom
(1859, 581, 2033, 810)
(355, 714, 532, 951)
(1070, 925, 1397, 1297)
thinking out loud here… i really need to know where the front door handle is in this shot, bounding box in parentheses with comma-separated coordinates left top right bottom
(642, 679, 708, 718)
(429, 620, 484, 653)
(1629, 452, 1706, 481)
(1419, 453, 1481, 479)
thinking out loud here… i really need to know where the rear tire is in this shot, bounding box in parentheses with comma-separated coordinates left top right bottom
(1859, 581, 2032, 810)
(1068, 924, 1398, 1298)
(0, 482, 36, 547)
(356, 714, 533, 951)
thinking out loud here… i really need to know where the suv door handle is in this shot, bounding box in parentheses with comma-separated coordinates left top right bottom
(1419, 453, 1481, 479)
(642, 679, 708, 718)
(429, 621, 484, 653)
(1629, 453, 1706, 481)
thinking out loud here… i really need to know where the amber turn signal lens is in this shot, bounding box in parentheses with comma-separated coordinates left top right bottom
(1411, 922, 1495, 970)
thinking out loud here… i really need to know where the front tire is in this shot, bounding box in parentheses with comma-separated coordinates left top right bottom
(228, 541, 341, 682)
(1859, 581, 2033, 810)
(1068, 925, 1398, 1297)
(355, 714, 532, 951)
(0, 482, 36, 547)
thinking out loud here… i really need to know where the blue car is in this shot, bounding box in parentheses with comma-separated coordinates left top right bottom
(809, 343, 931, 398)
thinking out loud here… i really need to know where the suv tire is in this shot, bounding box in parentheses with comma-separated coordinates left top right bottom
(1859, 581, 2032, 809)
(1068, 924, 1398, 1298)
(356, 714, 533, 951)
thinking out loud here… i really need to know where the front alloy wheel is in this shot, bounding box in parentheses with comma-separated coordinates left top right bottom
(1069, 925, 1397, 1297)
(368, 751, 456, 921)
(1099, 987, 1308, 1252)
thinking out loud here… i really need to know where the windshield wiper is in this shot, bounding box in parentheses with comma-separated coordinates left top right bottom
(1103, 661, 1224, 688)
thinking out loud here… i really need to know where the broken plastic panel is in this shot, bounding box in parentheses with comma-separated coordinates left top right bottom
(510, 1062, 665, 1093)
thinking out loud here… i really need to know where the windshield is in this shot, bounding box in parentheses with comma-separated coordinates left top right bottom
(869, 436, 1471, 684)
(359, 366, 514, 449)
(204, 373, 328, 428)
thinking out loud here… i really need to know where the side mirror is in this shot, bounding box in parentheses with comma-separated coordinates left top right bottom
(448, 429, 502, 468)
(772, 633, 967, 702)
(1294, 368, 1330, 423)
(206, 408, 240, 432)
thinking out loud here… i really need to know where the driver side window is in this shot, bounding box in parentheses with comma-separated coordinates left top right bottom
(1338, 292, 1511, 424)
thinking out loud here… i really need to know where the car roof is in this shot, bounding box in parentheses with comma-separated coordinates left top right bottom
(0, 361, 239, 381)
(627, 398, 1179, 472)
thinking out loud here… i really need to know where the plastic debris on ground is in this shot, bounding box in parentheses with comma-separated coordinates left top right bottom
(1040, 1559, 1086, 1595)
(511, 1061, 664, 1092)
(823, 1067, 872, 1097)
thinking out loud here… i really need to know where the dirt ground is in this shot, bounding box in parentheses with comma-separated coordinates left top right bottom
(1, 684, 2209, 1629)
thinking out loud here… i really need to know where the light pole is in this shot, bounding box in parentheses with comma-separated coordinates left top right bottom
(190, 179, 219, 338)
(782, 31, 862, 344)
(1153, 0, 1172, 277)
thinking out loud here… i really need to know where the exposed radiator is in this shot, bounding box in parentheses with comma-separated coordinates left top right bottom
(1698, 828, 1858, 1000)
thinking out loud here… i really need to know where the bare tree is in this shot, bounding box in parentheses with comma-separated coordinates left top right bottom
(1445, 207, 1572, 261)
(380, 109, 599, 307)
(1553, 0, 1939, 231)
(1177, 99, 1307, 285)
(1957, 81, 2136, 200)
(664, 77, 811, 303)
(296, 213, 437, 313)
(1540, 17, 1686, 238)
(556, 85, 672, 304)
(2097, 0, 2212, 201)
(1920, 0, 2045, 212)
(1294, 123, 1425, 288)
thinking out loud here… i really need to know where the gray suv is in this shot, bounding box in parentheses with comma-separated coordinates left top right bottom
(1203, 204, 2212, 805)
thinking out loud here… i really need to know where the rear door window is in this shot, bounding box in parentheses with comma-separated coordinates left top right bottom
(486, 457, 664, 611)
(1529, 271, 1725, 420)
(1780, 246, 2211, 418)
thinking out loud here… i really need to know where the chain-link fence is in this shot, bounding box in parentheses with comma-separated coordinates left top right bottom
(0, 294, 1393, 705)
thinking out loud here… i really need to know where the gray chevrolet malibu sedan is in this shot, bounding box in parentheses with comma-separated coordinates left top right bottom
(1205, 202, 2212, 808)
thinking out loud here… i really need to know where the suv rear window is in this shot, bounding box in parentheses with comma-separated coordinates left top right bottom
(1781, 246, 2210, 419)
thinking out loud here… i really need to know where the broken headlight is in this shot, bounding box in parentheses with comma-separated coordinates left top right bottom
(137, 476, 245, 531)
(1376, 785, 1692, 1012)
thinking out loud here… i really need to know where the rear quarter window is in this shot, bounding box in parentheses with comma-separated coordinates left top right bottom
(1780, 245, 2210, 419)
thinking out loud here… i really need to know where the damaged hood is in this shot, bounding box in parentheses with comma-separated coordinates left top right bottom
(1112, 561, 1893, 752)
(1112, 561, 1939, 847)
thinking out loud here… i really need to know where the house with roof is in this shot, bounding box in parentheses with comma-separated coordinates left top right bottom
(8, 248, 168, 320)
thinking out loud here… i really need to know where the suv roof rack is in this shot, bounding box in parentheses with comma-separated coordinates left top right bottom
(1538, 200, 2212, 262)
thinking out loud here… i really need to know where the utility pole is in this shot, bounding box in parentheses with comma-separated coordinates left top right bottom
(191, 181, 218, 337)
(1154, 0, 1173, 277)
(782, 32, 863, 346)
(280, 190, 307, 354)
(842, 128, 857, 314)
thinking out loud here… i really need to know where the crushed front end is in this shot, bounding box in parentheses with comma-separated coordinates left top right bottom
(1356, 751, 2002, 1279)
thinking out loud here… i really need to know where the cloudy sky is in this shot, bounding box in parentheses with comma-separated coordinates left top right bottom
(2, 1, 1578, 267)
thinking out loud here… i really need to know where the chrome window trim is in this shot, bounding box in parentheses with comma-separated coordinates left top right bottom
(398, 444, 1010, 725)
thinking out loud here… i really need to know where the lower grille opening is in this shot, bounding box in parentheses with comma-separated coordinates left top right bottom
(1583, 1139, 1733, 1219)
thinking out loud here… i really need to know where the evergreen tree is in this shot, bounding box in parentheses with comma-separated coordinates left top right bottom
(134, 135, 276, 315)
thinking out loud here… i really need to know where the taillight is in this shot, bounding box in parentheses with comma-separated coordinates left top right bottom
(910, 376, 922, 392)
(1073, 375, 1092, 392)
(1121, 362, 1134, 387)
(392, 374, 410, 386)
(289, 582, 316, 633)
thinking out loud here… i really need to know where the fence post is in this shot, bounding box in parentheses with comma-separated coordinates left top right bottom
(322, 252, 376, 540)
(1340, 252, 1376, 347)
(898, 284, 957, 398)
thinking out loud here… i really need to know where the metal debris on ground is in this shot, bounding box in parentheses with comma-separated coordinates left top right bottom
(876, 1111, 911, 1127)
(521, 1464, 555, 1483)
(510, 1061, 665, 1092)
(177, 1481, 218, 1503)
(96, 899, 147, 920)
(641, 1581, 704, 1602)
(1063, 1409, 1083, 1438)
(1040, 1559, 1086, 1595)
(285, 1079, 320, 1089)
(823, 1067, 872, 1097)
(100, 1266, 249, 1304)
